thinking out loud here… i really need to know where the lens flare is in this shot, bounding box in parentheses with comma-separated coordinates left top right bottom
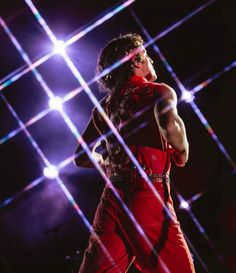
(53, 40, 66, 55)
(43, 165, 59, 179)
(180, 200, 190, 210)
(49, 96, 63, 111)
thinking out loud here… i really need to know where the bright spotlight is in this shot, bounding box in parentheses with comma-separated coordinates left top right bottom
(181, 90, 195, 103)
(54, 40, 66, 55)
(49, 96, 63, 111)
(180, 200, 189, 210)
(43, 165, 59, 179)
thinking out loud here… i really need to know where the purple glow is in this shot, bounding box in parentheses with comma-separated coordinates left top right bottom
(49, 96, 63, 111)
(21, 5, 177, 270)
(0, 108, 51, 145)
(0, 0, 234, 271)
(43, 165, 59, 179)
(60, 42, 173, 219)
(53, 40, 66, 55)
(0, 50, 54, 92)
(0, 93, 51, 167)
(9, 4, 172, 267)
(0, 16, 54, 97)
(0, 0, 135, 92)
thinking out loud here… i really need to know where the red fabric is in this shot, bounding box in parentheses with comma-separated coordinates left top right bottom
(79, 76, 195, 272)
(92, 76, 169, 174)
(79, 180, 195, 273)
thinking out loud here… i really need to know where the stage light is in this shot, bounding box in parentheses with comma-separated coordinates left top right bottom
(43, 165, 59, 179)
(180, 200, 190, 210)
(49, 96, 63, 111)
(53, 40, 66, 55)
(181, 90, 195, 103)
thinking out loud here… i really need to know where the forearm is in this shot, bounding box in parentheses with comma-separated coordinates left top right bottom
(153, 84, 189, 166)
(164, 115, 189, 154)
(154, 105, 189, 164)
(161, 115, 189, 166)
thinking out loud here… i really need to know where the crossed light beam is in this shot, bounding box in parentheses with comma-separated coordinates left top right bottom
(0, 0, 235, 272)
(25, 5, 229, 267)
(130, 6, 234, 267)
(8, 0, 178, 270)
(1, 0, 172, 271)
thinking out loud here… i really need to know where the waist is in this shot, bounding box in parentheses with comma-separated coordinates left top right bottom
(109, 171, 170, 184)
(106, 145, 171, 175)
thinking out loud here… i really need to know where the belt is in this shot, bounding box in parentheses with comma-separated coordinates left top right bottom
(148, 173, 170, 183)
(109, 173, 170, 184)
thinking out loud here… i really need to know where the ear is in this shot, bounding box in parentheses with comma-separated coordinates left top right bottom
(132, 59, 142, 68)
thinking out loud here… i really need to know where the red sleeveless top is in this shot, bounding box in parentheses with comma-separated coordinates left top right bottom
(93, 76, 171, 176)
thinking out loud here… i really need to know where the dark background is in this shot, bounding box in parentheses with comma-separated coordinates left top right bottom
(0, 1, 236, 273)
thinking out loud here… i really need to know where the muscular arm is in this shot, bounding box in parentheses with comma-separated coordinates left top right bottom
(154, 83, 189, 167)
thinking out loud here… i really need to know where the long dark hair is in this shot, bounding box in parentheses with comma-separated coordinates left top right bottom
(96, 33, 144, 94)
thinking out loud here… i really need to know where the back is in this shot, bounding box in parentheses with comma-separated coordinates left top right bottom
(93, 75, 172, 176)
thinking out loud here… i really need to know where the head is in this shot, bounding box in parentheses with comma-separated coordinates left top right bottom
(96, 33, 156, 93)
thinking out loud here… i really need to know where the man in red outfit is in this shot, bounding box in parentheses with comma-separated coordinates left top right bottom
(74, 33, 195, 273)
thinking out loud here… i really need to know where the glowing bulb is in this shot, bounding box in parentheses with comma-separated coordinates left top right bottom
(43, 165, 59, 179)
(181, 90, 195, 103)
(180, 200, 189, 210)
(49, 96, 63, 111)
(54, 40, 66, 55)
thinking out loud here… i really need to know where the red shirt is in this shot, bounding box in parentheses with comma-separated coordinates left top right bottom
(93, 75, 171, 176)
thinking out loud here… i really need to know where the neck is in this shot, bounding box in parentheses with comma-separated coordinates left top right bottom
(133, 72, 153, 82)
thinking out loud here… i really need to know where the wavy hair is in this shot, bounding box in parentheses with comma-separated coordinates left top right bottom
(96, 33, 144, 94)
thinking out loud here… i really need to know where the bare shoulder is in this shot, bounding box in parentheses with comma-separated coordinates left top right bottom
(153, 82, 177, 101)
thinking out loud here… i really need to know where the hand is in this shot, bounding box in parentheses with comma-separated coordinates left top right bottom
(170, 149, 188, 167)
(93, 152, 105, 166)
(92, 141, 106, 169)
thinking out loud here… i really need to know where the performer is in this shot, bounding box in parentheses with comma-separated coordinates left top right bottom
(74, 33, 195, 273)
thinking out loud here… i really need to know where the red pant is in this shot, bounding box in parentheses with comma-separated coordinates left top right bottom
(79, 179, 195, 273)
